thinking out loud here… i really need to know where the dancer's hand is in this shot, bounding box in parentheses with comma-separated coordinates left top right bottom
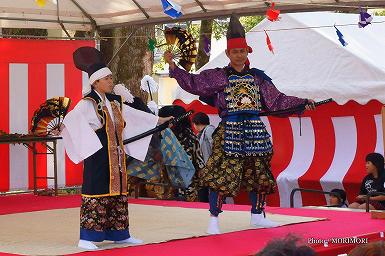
(51, 124, 64, 136)
(158, 116, 174, 126)
(305, 99, 316, 110)
(164, 51, 176, 70)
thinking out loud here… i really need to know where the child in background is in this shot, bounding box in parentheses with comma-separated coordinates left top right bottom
(191, 112, 216, 164)
(349, 153, 385, 210)
(329, 188, 348, 207)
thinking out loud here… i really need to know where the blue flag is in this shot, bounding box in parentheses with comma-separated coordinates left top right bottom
(161, 0, 183, 19)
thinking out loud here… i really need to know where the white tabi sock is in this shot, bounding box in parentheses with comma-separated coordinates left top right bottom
(250, 213, 279, 228)
(114, 236, 143, 244)
(206, 216, 221, 235)
(78, 239, 98, 250)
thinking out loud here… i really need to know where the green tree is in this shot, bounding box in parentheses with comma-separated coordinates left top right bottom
(373, 9, 385, 16)
(185, 15, 264, 40)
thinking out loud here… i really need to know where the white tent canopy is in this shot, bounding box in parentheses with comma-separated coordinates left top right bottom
(198, 12, 385, 104)
(0, 1, 385, 31)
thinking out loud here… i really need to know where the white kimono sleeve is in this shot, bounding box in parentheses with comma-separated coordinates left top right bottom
(61, 104, 102, 164)
(122, 104, 159, 161)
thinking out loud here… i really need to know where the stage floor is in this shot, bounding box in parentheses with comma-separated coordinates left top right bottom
(0, 194, 384, 256)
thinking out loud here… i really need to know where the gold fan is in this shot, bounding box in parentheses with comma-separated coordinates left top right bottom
(30, 97, 71, 136)
(164, 27, 197, 72)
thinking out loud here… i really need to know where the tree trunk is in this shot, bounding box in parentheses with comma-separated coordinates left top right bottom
(195, 19, 213, 70)
(100, 25, 155, 102)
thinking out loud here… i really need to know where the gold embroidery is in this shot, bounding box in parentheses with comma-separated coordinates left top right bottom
(84, 97, 106, 126)
(225, 74, 262, 112)
(104, 102, 127, 195)
(81, 192, 128, 198)
(111, 102, 127, 194)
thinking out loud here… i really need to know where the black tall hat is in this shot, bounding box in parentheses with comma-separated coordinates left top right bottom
(226, 15, 252, 53)
(73, 46, 112, 85)
(227, 15, 246, 40)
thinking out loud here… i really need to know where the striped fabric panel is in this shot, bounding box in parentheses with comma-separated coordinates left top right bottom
(0, 39, 94, 192)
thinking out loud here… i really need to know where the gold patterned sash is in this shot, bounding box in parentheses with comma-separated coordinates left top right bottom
(103, 103, 127, 195)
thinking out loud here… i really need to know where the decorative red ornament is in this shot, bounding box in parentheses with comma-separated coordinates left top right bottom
(264, 30, 274, 54)
(266, 2, 280, 22)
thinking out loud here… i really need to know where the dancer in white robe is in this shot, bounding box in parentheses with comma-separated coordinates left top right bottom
(59, 47, 172, 250)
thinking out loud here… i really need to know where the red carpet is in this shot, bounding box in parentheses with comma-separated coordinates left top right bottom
(0, 193, 81, 215)
(0, 194, 384, 256)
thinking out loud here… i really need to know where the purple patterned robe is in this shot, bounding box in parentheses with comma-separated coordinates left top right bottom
(169, 66, 307, 118)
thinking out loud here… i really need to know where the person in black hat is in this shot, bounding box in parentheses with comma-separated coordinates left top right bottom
(59, 47, 172, 250)
(164, 15, 315, 234)
(349, 152, 385, 210)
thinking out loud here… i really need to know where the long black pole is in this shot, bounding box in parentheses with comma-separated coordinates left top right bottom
(123, 99, 333, 145)
(123, 110, 193, 145)
(259, 98, 333, 117)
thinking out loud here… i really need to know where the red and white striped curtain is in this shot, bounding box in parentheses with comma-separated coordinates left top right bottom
(0, 39, 95, 192)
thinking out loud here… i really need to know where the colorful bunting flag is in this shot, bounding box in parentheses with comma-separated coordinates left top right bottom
(266, 2, 280, 22)
(161, 0, 183, 19)
(358, 7, 373, 28)
(35, 0, 46, 7)
(203, 35, 211, 56)
(148, 38, 157, 52)
(264, 30, 274, 54)
(334, 25, 348, 47)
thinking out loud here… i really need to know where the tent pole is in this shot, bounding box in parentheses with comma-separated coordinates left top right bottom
(131, 0, 150, 19)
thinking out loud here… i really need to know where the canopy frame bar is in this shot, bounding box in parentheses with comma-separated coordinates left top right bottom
(99, 1, 385, 29)
(0, 1, 384, 31)
(56, 0, 72, 38)
(194, 0, 207, 12)
(0, 16, 91, 25)
(132, 0, 150, 19)
(70, 0, 98, 33)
